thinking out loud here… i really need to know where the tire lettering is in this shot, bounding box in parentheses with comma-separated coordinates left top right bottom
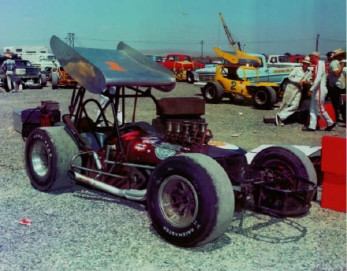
(32, 133, 53, 157)
(34, 134, 43, 139)
(163, 226, 195, 237)
(193, 220, 201, 229)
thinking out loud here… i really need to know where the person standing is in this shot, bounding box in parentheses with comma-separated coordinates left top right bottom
(328, 48, 346, 122)
(302, 51, 335, 132)
(325, 51, 334, 75)
(97, 86, 124, 126)
(276, 56, 312, 125)
(1, 54, 18, 93)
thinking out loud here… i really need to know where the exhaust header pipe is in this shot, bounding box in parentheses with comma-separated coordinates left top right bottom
(68, 171, 146, 201)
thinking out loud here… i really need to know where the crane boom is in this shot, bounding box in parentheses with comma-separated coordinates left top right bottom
(219, 12, 242, 51)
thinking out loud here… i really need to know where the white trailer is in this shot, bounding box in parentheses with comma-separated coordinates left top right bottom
(3, 46, 50, 63)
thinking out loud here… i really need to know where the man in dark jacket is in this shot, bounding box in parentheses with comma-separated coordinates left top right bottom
(2, 54, 18, 92)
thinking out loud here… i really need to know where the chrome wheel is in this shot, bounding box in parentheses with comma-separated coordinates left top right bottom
(205, 86, 216, 100)
(31, 142, 50, 178)
(254, 89, 267, 105)
(158, 175, 198, 228)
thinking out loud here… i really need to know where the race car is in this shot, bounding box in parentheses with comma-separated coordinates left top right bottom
(24, 36, 317, 247)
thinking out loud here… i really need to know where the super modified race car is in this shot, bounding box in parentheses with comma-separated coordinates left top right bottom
(24, 36, 317, 248)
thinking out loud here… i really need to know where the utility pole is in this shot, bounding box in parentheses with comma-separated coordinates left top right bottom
(65, 33, 75, 47)
(201, 40, 204, 57)
(316, 34, 320, 51)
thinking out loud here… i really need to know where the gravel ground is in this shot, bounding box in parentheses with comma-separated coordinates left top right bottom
(0, 83, 346, 271)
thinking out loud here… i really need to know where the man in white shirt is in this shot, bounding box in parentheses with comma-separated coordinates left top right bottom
(302, 52, 335, 132)
(276, 56, 312, 125)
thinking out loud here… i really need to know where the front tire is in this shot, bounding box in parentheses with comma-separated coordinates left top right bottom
(25, 126, 80, 191)
(3, 78, 12, 92)
(40, 74, 47, 87)
(147, 153, 234, 247)
(186, 71, 194, 84)
(252, 87, 276, 109)
(202, 82, 224, 104)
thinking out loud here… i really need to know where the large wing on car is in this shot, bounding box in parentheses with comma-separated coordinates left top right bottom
(213, 47, 261, 66)
(50, 35, 176, 94)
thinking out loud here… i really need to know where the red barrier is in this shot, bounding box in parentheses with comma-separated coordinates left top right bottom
(320, 136, 346, 212)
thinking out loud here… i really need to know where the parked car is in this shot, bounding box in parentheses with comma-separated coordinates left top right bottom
(159, 54, 205, 83)
(1, 58, 47, 91)
(289, 55, 305, 63)
(146, 55, 164, 63)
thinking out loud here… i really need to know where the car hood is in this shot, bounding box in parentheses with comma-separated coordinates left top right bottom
(50, 35, 176, 94)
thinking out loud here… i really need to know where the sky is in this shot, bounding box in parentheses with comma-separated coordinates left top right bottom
(0, 0, 346, 57)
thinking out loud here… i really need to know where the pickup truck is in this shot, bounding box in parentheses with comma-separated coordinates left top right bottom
(0, 58, 47, 91)
(267, 54, 290, 64)
(160, 54, 205, 83)
(32, 54, 59, 72)
(267, 54, 304, 67)
(194, 53, 298, 91)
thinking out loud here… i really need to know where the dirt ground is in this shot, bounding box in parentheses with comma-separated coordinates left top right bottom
(0, 82, 346, 271)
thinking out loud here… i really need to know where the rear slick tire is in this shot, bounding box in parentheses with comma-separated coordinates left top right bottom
(51, 72, 59, 89)
(250, 145, 317, 186)
(147, 153, 234, 247)
(25, 126, 80, 191)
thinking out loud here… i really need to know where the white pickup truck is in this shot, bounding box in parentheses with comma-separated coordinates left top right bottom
(193, 53, 300, 91)
(32, 54, 60, 72)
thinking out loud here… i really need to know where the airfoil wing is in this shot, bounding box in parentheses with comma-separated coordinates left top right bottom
(213, 47, 261, 65)
(50, 35, 176, 94)
(213, 47, 239, 64)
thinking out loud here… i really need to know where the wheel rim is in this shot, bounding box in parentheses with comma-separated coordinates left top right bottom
(254, 90, 267, 105)
(261, 159, 297, 189)
(205, 86, 216, 100)
(31, 142, 50, 178)
(158, 175, 198, 228)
